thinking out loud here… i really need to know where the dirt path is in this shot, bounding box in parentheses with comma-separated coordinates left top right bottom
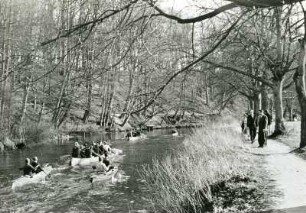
(248, 138, 306, 211)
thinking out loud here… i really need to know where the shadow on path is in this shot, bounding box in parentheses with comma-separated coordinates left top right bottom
(258, 206, 306, 213)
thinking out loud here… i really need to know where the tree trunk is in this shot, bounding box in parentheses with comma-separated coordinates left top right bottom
(272, 79, 286, 136)
(82, 54, 92, 124)
(261, 83, 269, 111)
(294, 39, 306, 148)
(20, 82, 30, 124)
(253, 92, 260, 114)
(249, 98, 254, 110)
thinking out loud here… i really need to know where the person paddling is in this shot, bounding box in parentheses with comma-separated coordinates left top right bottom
(31, 156, 43, 174)
(71, 142, 81, 158)
(93, 156, 114, 173)
(21, 158, 35, 177)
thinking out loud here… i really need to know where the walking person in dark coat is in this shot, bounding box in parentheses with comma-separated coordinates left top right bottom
(257, 109, 268, 147)
(264, 109, 272, 134)
(247, 110, 256, 143)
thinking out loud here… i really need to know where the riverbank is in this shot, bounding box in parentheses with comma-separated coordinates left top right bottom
(0, 112, 210, 152)
(61, 112, 217, 134)
(140, 117, 273, 213)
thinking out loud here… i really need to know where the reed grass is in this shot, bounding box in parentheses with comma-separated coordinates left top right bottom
(141, 117, 252, 213)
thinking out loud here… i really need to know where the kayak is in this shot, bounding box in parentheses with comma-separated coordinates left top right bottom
(70, 157, 99, 167)
(127, 134, 147, 141)
(90, 167, 119, 183)
(12, 164, 52, 191)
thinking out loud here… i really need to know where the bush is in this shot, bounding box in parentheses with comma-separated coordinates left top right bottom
(23, 122, 57, 144)
(141, 117, 252, 213)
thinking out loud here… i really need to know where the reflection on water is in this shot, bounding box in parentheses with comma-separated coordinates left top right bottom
(0, 129, 188, 213)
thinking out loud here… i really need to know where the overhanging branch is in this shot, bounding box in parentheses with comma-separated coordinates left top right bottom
(202, 60, 274, 87)
(144, 1, 238, 23)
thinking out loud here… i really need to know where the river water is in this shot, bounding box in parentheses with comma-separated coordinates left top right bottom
(2, 125, 306, 213)
(0, 129, 187, 213)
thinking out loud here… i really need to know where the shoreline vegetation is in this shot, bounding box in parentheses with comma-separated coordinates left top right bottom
(0, 112, 214, 151)
(140, 117, 271, 213)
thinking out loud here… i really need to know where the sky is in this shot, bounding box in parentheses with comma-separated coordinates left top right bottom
(157, 0, 225, 17)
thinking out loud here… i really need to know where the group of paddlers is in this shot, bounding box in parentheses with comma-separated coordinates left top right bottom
(71, 141, 111, 158)
(71, 141, 114, 172)
(20, 156, 43, 176)
(241, 109, 272, 147)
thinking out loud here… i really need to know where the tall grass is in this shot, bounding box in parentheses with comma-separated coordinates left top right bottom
(141, 118, 251, 213)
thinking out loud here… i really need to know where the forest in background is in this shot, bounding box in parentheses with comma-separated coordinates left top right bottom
(0, 0, 305, 147)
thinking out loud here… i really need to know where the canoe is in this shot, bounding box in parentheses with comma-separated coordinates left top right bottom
(70, 157, 99, 167)
(172, 132, 179, 136)
(90, 167, 119, 183)
(12, 164, 52, 191)
(111, 148, 123, 155)
(128, 134, 147, 141)
(70, 149, 123, 167)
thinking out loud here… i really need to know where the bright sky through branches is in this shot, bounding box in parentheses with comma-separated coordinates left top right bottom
(158, 0, 225, 17)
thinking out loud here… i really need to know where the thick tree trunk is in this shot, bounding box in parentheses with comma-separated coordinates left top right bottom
(272, 79, 286, 136)
(294, 40, 306, 148)
(253, 92, 260, 114)
(261, 83, 269, 111)
(270, 6, 286, 137)
(248, 98, 254, 110)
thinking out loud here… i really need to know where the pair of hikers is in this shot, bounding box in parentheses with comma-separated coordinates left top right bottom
(245, 109, 272, 147)
(21, 156, 43, 176)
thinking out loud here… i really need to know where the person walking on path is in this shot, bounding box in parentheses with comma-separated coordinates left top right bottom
(257, 109, 268, 147)
(241, 113, 248, 134)
(247, 110, 256, 143)
(264, 109, 272, 134)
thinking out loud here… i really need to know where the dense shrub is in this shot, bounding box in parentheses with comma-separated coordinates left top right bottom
(23, 122, 57, 144)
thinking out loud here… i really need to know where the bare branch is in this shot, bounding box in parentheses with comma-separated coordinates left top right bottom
(130, 11, 247, 114)
(41, 0, 139, 46)
(144, 1, 238, 23)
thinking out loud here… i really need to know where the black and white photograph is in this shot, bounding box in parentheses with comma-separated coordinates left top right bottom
(1, 0, 306, 212)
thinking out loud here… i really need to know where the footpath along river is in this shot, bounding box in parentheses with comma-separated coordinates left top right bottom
(0, 129, 187, 213)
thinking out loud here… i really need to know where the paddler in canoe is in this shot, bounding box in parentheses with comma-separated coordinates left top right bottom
(71, 142, 81, 158)
(92, 156, 114, 173)
(20, 158, 35, 177)
(31, 156, 43, 174)
(20, 157, 46, 176)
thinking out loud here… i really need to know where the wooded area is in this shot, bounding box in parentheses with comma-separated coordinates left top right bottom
(0, 0, 306, 147)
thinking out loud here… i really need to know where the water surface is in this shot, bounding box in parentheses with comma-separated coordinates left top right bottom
(0, 129, 187, 213)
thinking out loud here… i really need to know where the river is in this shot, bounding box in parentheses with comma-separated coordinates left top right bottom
(0, 129, 187, 213)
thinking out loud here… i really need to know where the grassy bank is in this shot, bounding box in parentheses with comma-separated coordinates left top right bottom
(140, 118, 262, 213)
